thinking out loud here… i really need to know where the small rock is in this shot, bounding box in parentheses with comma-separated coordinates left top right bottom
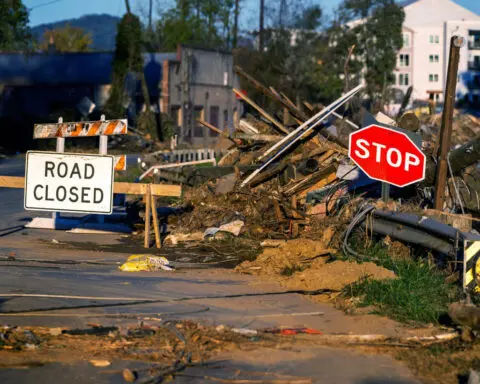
(25, 343, 36, 350)
(468, 370, 480, 384)
(89, 359, 111, 367)
(122, 368, 138, 382)
(52, 239, 60, 244)
(215, 325, 226, 333)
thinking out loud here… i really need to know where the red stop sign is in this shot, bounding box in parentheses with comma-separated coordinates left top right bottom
(348, 124, 426, 188)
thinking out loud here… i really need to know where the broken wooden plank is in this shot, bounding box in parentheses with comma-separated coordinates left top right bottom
(235, 133, 282, 142)
(234, 66, 309, 122)
(233, 88, 289, 135)
(0, 177, 182, 197)
(197, 119, 237, 144)
(282, 164, 338, 197)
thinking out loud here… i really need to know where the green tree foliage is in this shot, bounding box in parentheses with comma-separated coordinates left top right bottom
(235, 4, 324, 109)
(151, 0, 239, 51)
(105, 12, 144, 119)
(0, 0, 32, 52)
(335, 0, 405, 105)
(38, 24, 93, 52)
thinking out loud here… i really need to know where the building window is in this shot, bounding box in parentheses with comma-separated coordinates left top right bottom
(429, 54, 439, 63)
(430, 35, 440, 44)
(435, 35, 439, 44)
(399, 54, 410, 67)
(402, 32, 410, 48)
(194, 107, 204, 137)
(393, 73, 396, 85)
(223, 110, 228, 130)
(429, 74, 439, 82)
(209, 106, 219, 137)
(399, 73, 409, 86)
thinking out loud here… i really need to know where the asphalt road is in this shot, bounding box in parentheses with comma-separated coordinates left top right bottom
(0, 156, 422, 384)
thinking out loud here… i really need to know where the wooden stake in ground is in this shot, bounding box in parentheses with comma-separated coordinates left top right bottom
(150, 186, 161, 249)
(144, 185, 151, 248)
(434, 35, 464, 210)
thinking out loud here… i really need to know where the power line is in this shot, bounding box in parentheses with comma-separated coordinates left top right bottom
(29, 0, 67, 11)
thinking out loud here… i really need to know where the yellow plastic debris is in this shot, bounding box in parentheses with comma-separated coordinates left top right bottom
(119, 255, 174, 272)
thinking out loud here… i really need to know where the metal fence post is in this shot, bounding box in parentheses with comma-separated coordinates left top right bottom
(52, 116, 64, 221)
(98, 114, 108, 224)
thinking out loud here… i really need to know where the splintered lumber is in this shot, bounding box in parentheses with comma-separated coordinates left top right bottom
(233, 88, 289, 135)
(235, 66, 309, 122)
(238, 119, 260, 134)
(282, 164, 337, 197)
(197, 119, 236, 143)
(235, 133, 282, 142)
(150, 189, 161, 249)
(144, 185, 151, 248)
(0, 176, 182, 197)
(297, 170, 338, 199)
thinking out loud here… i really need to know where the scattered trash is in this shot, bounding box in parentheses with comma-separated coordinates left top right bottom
(48, 328, 63, 336)
(122, 368, 138, 382)
(232, 328, 258, 336)
(119, 255, 174, 272)
(264, 328, 322, 335)
(51, 239, 60, 244)
(89, 359, 111, 367)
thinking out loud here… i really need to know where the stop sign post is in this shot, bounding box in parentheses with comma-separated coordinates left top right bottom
(348, 124, 426, 190)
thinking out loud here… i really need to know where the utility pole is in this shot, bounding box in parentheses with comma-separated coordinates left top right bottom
(434, 35, 464, 210)
(259, 0, 264, 52)
(233, 0, 239, 48)
(148, 0, 153, 32)
(124, 0, 131, 14)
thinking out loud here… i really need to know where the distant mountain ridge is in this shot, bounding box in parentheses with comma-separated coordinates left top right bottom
(31, 14, 120, 51)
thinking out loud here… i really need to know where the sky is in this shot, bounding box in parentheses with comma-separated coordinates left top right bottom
(24, 0, 480, 28)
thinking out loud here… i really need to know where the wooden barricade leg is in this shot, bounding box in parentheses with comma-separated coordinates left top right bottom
(151, 187, 161, 249)
(144, 185, 151, 248)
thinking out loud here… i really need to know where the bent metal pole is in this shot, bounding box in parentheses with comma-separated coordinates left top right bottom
(258, 82, 365, 162)
(241, 83, 365, 188)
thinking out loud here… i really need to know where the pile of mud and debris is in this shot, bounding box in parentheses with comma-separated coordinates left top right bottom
(131, 68, 480, 304)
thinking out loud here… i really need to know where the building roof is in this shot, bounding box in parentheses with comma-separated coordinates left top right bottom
(0, 52, 176, 88)
(403, 0, 480, 28)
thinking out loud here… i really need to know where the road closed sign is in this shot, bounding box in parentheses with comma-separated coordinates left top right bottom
(348, 124, 426, 188)
(24, 152, 114, 214)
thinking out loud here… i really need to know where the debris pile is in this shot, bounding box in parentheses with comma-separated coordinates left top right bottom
(134, 67, 480, 300)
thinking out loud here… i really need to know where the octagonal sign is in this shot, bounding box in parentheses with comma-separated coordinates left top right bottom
(348, 124, 426, 188)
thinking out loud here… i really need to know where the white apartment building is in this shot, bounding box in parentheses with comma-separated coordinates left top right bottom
(393, 0, 480, 105)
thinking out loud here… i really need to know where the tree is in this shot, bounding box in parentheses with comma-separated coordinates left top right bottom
(334, 0, 405, 106)
(0, 0, 32, 52)
(235, 4, 324, 110)
(38, 25, 93, 52)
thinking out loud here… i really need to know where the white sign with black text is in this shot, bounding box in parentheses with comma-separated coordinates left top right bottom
(24, 152, 114, 214)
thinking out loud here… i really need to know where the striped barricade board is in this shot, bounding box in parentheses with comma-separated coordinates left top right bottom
(34, 119, 128, 139)
(464, 239, 480, 292)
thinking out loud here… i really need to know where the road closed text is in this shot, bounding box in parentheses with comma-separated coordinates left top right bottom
(33, 162, 104, 204)
(25, 152, 114, 214)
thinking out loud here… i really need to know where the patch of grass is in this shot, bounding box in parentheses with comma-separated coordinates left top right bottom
(280, 264, 304, 276)
(341, 236, 461, 324)
(345, 261, 460, 324)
